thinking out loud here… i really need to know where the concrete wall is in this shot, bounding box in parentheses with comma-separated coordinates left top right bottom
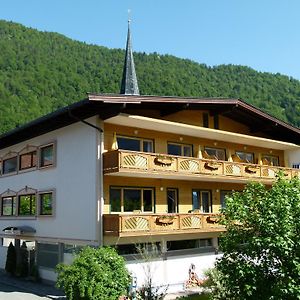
(126, 252, 221, 293)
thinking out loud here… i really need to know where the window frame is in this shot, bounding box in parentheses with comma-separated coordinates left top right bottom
(39, 191, 54, 216)
(192, 189, 212, 213)
(235, 151, 254, 163)
(167, 142, 193, 157)
(261, 154, 279, 166)
(203, 112, 209, 128)
(109, 186, 155, 213)
(39, 142, 56, 169)
(19, 150, 37, 171)
(1, 195, 17, 217)
(17, 193, 37, 217)
(204, 147, 226, 161)
(116, 135, 154, 153)
(2, 154, 18, 175)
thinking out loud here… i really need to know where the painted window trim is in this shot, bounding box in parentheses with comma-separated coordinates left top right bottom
(39, 142, 57, 169)
(204, 146, 226, 161)
(167, 141, 193, 157)
(0, 189, 17, 217)
(2, 152, 18, 176)
(38, 189, 55, 217)
(116, 135, 154, 153)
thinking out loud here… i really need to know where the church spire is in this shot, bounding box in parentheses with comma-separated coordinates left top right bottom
(120, 17, 140, 95)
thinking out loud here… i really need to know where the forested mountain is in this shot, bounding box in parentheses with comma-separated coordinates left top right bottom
(0, 19, 300, 134)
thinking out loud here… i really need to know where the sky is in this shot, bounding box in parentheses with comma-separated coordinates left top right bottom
(1, 0, 300, 79)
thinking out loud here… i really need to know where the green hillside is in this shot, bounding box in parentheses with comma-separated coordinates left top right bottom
(0, 19, 300, 134)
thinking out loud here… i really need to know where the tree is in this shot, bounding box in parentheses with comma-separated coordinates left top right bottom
(213, 176, 300, 300)
(5, 242, 16, 275)
(56, 246, 131, 300)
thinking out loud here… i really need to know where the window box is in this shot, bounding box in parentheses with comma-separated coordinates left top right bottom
(154, 155, 174, 166)
(156, 215, 175, 225)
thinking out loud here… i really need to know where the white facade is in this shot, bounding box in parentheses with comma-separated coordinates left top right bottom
(0, 116, 102, 244)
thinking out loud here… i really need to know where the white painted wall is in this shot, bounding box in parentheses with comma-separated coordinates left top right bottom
(285, 149, 300, 168)
(0, 117, 101, 244)
(126, 252, 221, 293)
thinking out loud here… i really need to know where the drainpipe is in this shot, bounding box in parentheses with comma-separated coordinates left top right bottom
(68, 110, 104, 247)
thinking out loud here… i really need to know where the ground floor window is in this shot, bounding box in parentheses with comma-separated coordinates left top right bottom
(37, 243, 59, 269)
(110, 187, 154, 213)
(115, 242, 161, 255)
(167, 238, 212, 251)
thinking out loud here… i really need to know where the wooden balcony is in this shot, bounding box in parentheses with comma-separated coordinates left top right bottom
(103, 150, 300, 183)
(103, 213, 224, 237)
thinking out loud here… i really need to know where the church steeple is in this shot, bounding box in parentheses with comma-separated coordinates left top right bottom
(120, 19, 140, 95)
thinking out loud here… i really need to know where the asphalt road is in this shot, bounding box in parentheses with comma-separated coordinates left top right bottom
(0, 282, 50, 300)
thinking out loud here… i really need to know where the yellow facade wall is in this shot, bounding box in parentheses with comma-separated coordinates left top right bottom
(104, 123, 285, 166)
(103, 176, 244, 215)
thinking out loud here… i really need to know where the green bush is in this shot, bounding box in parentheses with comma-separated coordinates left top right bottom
(214, 176, 300, 299)
(56, 246, 131, 300)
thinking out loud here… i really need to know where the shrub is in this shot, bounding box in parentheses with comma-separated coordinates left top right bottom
(56, 246, 131, 300)
(5, 242, 16, 275)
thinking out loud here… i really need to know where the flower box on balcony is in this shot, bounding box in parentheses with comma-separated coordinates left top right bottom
(204, 162, 221, 171)
(154, 155, 174, 166)
(156, 215, 175, 225)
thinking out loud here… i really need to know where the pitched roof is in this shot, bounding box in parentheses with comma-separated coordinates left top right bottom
(0, 94, 299, 149)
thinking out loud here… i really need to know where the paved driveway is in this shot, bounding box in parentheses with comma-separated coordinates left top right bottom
(0, 282, 50, 300)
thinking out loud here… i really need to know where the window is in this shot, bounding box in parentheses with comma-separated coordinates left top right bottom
(115, 242, 161, 256)
(3, 156, 17, 174)
(203, 113, 209, 128)
(167, 188, 178, 213)
(110, 187, 154, 213)
(19, 151, 37, 170)
(204, 147, 226, 161)
(192, 190, 212, 213)
(167, 142, 193, 157)
(40, 193, 53, 215)
(1, 196, 16, 216)
(213, 114, 219, 129)
(40, 144, 54, 167)
(37, 243, 59, 269)
(18, 194, 36, 216)
(117, 136, 153, 152)
(236, 151, 254, 163)
(167, 238, 212, 251)
(220, 190, 232, 209)
(262, 154, 279, 166)
(292, 163, 300, 169)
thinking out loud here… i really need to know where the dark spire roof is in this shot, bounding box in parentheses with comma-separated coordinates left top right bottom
(120, 20, 140, 95)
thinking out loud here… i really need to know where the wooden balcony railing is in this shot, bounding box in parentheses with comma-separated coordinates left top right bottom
(103, 150, 300, 182)
(103, 213, 224, 237)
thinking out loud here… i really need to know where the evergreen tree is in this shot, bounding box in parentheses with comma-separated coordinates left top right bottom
(5, 242, 16, 275)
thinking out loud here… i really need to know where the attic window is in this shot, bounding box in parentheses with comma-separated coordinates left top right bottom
(203, 113, 209, 128)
